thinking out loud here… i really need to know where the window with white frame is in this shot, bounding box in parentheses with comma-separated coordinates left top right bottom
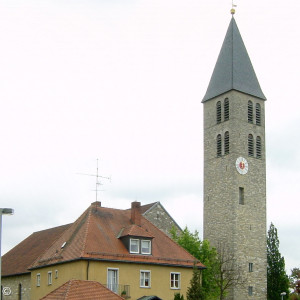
(130, 239, 139, 253)
(48, 271, 52, 285)
(141, 240, 151, 254)
(36, 274, 41, 287)
(107, 268, 119, 293)
(55, 270, 59, 279)
(170, 272, 181, 289)
(140, 270, 151, 288)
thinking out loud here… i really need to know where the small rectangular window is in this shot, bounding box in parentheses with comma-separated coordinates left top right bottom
(48, 271, 52, 285)
(239, 187, 244, 205)
(140, 270, 151, 288)
(170, 272, 181, 289)
(36, 274, 41, 287)
(141, 240, 151, 254)
(55, 270, 59, 279)
(249, 263, 253, 272)
(130, 239, 139, 253)
(248, 286, 253, 296)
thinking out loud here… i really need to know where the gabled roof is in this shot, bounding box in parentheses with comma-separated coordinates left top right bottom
(40, 280, 124, 300)
(140, 202, 157, 214)
(202, 17, 266, 102)
(29, 202, 204, 269)
(2, 224, 71, 276)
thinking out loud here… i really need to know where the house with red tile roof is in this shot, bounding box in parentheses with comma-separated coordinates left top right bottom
(2, 201, 204, 300)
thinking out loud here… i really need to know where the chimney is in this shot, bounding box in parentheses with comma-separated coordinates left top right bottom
(92, 201, 101, 208)
(131, 201, 141, 226)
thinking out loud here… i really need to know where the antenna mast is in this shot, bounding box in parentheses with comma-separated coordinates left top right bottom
(78, 159, 111, 202)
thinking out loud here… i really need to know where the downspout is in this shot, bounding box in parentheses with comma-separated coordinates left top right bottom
(87, 260, 90, 280)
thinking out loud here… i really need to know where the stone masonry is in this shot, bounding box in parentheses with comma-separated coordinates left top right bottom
(2, 274, 31, 300)
(203, 90, 267, 300)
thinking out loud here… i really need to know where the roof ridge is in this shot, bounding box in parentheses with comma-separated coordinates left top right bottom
(64, 280, 73, 299)
(141, 202, 159, 215)
(80, 205, 93, 257)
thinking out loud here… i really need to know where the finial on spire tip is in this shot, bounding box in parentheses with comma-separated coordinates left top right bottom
(231, 0, 237, 15)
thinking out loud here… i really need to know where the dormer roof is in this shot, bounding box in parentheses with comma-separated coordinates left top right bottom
(202, 17, 266, 102)
(119, 224, 154, 239)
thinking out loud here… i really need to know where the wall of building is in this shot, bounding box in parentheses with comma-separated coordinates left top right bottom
(203, 91, 267, 300)
(143, 203, 182, 238)
(2, 274, 31, 300)
(31, 260, 194, 300)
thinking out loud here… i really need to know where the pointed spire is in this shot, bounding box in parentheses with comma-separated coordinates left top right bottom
(202, 17, 266, 102)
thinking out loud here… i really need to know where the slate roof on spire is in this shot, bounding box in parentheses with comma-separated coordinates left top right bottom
(202, 17, 266, 102)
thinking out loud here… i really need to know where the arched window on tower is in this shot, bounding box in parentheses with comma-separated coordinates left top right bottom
(217, 134, 222, 157)
(248, 101, 253, 123)
(256, 136, 262, 159)
(224, 98, 229, 121)
(216, 101, 221, 124)
(224, 131, 229, 155)
(248, 134, 254, 157)
(256, 103, 261, 125)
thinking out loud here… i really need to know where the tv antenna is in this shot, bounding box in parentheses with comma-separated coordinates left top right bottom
(78, 159, 111, 202)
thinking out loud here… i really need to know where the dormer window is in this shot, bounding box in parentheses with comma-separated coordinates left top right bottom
(141, 240, 151, 254)
(128, 238, 152, 255)
(130, 239, 139, 253)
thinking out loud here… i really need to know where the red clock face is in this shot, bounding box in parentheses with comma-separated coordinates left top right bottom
(236, 157, 248, 175)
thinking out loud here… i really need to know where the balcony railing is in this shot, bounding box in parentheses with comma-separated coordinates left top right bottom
(104, 284, 130, 298)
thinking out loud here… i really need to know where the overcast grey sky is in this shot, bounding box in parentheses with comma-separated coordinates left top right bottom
(0, 0, 299, 273)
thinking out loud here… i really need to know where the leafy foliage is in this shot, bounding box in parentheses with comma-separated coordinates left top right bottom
(289, 268, 300, 299)
(171, 226, 219, 299)
(171, 226, 248, 300)
(186, 265, 204, 300)
(174, 292, 185, 300)
(267, 223, 289, 300)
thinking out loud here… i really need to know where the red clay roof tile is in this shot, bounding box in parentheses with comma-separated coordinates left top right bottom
(30, 203, 204, 269)
(2, 224, 71, 276)
(40, 279, 124, 300)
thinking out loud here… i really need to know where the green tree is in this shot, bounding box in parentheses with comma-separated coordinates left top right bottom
(174, 293, 185, 300)
(171, 226, 219, 299)
(267, 223, 289, 300)
(186, 265, 204, 300)
(289, 268, 300, 299)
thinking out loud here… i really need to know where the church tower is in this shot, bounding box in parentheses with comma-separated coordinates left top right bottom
(202, 14, 267, 300)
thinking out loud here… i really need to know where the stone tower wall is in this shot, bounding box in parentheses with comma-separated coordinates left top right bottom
(203, 90, 267, 300)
